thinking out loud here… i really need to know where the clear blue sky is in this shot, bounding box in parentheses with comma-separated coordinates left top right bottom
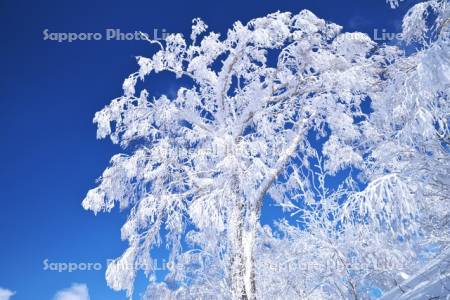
(0, 0, 415, 298)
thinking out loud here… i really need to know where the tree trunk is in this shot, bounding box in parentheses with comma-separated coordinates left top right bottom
(228, 174, 252, 300)
(228, 202, 258, 300)
(229, 196, 248, 300)
(248, 224, 257, 300)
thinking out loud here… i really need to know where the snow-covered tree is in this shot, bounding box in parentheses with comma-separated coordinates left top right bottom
(354, 1, 450, 289)
(362, 0, 450, 248)
(83, 1, 449, 299)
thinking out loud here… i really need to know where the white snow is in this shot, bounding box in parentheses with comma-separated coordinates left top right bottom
(381, 251, 450, 299)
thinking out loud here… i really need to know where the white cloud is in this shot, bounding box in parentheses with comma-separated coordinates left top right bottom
(0, 287, 15, 300)
(53, 283, 90, 300)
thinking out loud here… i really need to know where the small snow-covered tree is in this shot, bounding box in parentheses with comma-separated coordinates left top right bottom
(362, 0, 450, 246)
(83, 1, 449, 299)
(319, 0, 450, 296)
